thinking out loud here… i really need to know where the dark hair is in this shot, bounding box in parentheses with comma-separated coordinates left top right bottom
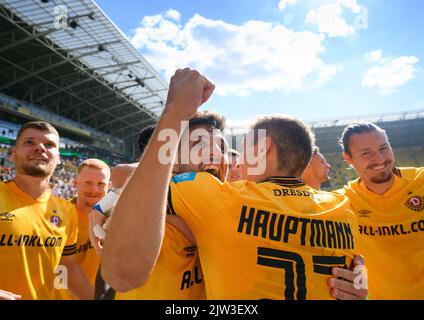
(137, 125, 155, 153)
(250, 115, 315, 176)
(339, 122, 387, 156)
(16, 121, 59, 144)
(189, 111, 226, 132)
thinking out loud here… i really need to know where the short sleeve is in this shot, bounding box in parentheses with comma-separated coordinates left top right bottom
(168, 172, 233, 233)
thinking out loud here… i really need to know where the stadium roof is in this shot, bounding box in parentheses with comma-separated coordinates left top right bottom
(0, 0, 168, 149)
(307, 109, 424, 128)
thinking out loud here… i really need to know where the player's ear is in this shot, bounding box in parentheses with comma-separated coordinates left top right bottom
(256, 136, 272, 164)
(9, 146, 15, 161)
(73, 175, 78, 187)
(265, 137, 272, 154)
(342, 151, 353, 165)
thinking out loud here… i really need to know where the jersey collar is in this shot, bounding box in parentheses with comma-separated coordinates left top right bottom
(8, 180, 51, 203)
(257, 176, 305, 187)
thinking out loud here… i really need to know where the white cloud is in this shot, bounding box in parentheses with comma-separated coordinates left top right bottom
(305, 0, 362, 37)
(165, 9, 181, 22)
(362, 55, 419, 94)
(130, 11, 339, 96)
(339, 0, 361, 13)
(366, 49, 383, 62)
(278, 0, 298, 11)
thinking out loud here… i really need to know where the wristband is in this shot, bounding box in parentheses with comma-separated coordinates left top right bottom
(93, 224, 107, 240)
(92, 188, 120, 217)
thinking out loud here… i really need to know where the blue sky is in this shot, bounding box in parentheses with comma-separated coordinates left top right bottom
(95, 0, 424, 127)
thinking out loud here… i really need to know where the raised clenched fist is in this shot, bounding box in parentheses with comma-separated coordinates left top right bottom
(164, 68, 215, 120)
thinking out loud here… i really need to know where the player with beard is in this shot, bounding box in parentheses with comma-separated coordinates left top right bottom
(102, 69, 367, 300)
(339, 122, 424, 299)
(59, 159, 111, 299)
(0, 121, 93, 300)
(302, 146, 331, 190)
(88, 112, 228, 299)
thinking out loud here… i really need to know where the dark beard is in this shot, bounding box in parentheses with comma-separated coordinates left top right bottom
(370, 171, 393, 184)
(21, 164, 50, 178)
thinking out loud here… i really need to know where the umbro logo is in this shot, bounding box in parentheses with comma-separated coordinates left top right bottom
(358, 209, 371, 218)
(0, 212, 15, 222)
(405, 196, 424, 212)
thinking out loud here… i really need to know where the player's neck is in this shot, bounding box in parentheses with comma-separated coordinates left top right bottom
(75, 198, 91, 215)
(306, 180, 321, 190)
(14, 174, 50, 199)
(363, 176, 395, 195)
(301, 173, 320, 190)
(255, 168, 300, 183)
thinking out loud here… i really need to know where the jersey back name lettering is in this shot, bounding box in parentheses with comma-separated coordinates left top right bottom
(169, 173, 360, 300)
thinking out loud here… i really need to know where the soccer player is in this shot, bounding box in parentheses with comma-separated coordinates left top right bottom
(0, 121, 93, 300)
(227, 148, 242, 182)
(90, 113, 228, 299)
(339, 122, 424, 299)
(59, 159, 111, 299)
(102, 69, 365, 300)
(302, 146, 331, 190)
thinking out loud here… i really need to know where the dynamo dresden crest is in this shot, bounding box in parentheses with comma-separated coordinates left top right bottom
(405, 196, 424, 212)
(49, 215, 62, 227)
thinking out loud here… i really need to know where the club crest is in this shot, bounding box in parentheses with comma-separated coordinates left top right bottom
(405, 196, 424, 212)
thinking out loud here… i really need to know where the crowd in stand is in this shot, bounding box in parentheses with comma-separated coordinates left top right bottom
(2, 142, 424, 198)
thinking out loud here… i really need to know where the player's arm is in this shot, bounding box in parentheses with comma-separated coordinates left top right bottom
(328, 255, 368, 300)
(101, 68, 215, 292)
(0, 289, 21, 300)
(59, 255, 94, 300)
(88, 164, 136, 256)
(110, 163, 138, 189)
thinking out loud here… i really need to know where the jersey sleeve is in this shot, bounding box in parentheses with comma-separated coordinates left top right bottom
(168, 172, 233, 234)
(62, 203, 78, 256)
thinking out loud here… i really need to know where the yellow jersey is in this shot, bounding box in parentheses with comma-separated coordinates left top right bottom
(0, 180, 78, 300)
(59, 199, 100, 299)
(168, 172, 360, 300)
(115, 223, 205, 300)
(341, 167, 424, 299)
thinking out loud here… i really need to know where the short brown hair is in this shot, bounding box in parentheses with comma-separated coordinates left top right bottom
(189, 111, 226, 132)
(78, 158, 110, 174)
(16, 121, 59, 144)
(250, 115, 315, 176)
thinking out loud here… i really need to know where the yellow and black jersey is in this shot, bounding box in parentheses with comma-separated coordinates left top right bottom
(341, 167, 424, 299)
(59, 200, 100, 300)
(0, 180, 78, 300)
(168, 172, 360, 300)
(115, 222, 205, 300)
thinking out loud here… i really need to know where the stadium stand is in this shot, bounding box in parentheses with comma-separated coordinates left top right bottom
(1, 0, 423, 197)
(227, 111, 424, 191)
(0, 0, 168, 161)
(312, 111, 424, 190)
(0, 0, 172, 198)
